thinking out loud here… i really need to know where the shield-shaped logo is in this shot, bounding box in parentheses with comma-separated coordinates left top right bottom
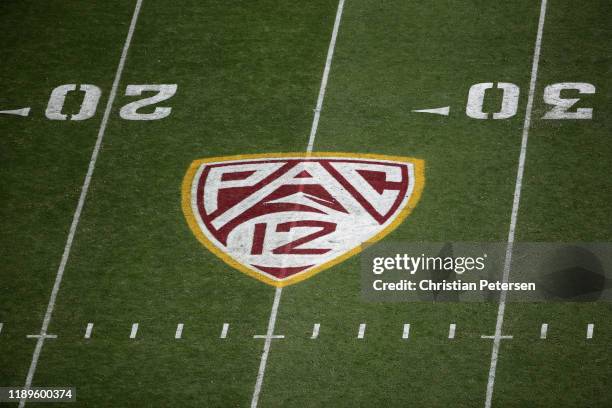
(182, 153, 424, 287)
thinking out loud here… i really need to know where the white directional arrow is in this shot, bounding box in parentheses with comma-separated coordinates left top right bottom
(412, 106, 450, 116)
(0, 107, 31, 117)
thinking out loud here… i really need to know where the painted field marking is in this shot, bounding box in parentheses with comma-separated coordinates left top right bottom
(357, 323, 366, 339)
(84, 323, 94, 339)
(305, 0, 345, 153)
(254, 334, 285, 339)
(130, 323, 139, 339)
(0, 107, 31, 117)
(311, 323, 320, 339)
(26, 334, 57, 339)
(402, 324, 410, 340)
(586, 323, 594, 339)
(540, 323, 548, 339)
(482, 335, 513, 340)
(412, 106, 450, 116)
(220, 323, 229, 339)
(19, 2, 144, 406)
(449, 323, 456, 339)
(251, 287, 283, 408)
(0, 323, 3, 335)
(484, 1, 548, 407)
(250, 1, 345, 407)
(175, 323, 184, 339)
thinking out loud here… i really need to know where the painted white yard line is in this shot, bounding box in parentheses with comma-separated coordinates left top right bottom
(357, 323, 366, 339)
(484, 1, 548, 407)
(249, 1, 345, 407)
(449, 323, 456, 339)
(130, 323, 139, 339)
(311, 323, 320, 339)
(0, 323, 3, 335)
(540, 323, 548, 339)
(175, 323, 184, 339)
(220, 323, 229, 339)
(586, 323, 594, 339)
(84, 323, 94, 339)
(306, 0, 345, 154)
(19, 3, 144, 405)
(402, 323, 410, 339)
(251, 287, 283, 408)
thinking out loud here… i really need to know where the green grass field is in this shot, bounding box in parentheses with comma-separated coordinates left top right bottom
(1, 0, 611, 406)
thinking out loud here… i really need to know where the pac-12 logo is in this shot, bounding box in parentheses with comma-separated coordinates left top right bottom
(182, 153, 424, 287)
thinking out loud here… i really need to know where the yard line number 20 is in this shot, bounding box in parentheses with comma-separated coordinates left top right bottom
(45, 83, 177, 121)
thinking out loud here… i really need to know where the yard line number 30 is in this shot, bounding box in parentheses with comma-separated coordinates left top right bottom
(466, 82, 596, 120)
